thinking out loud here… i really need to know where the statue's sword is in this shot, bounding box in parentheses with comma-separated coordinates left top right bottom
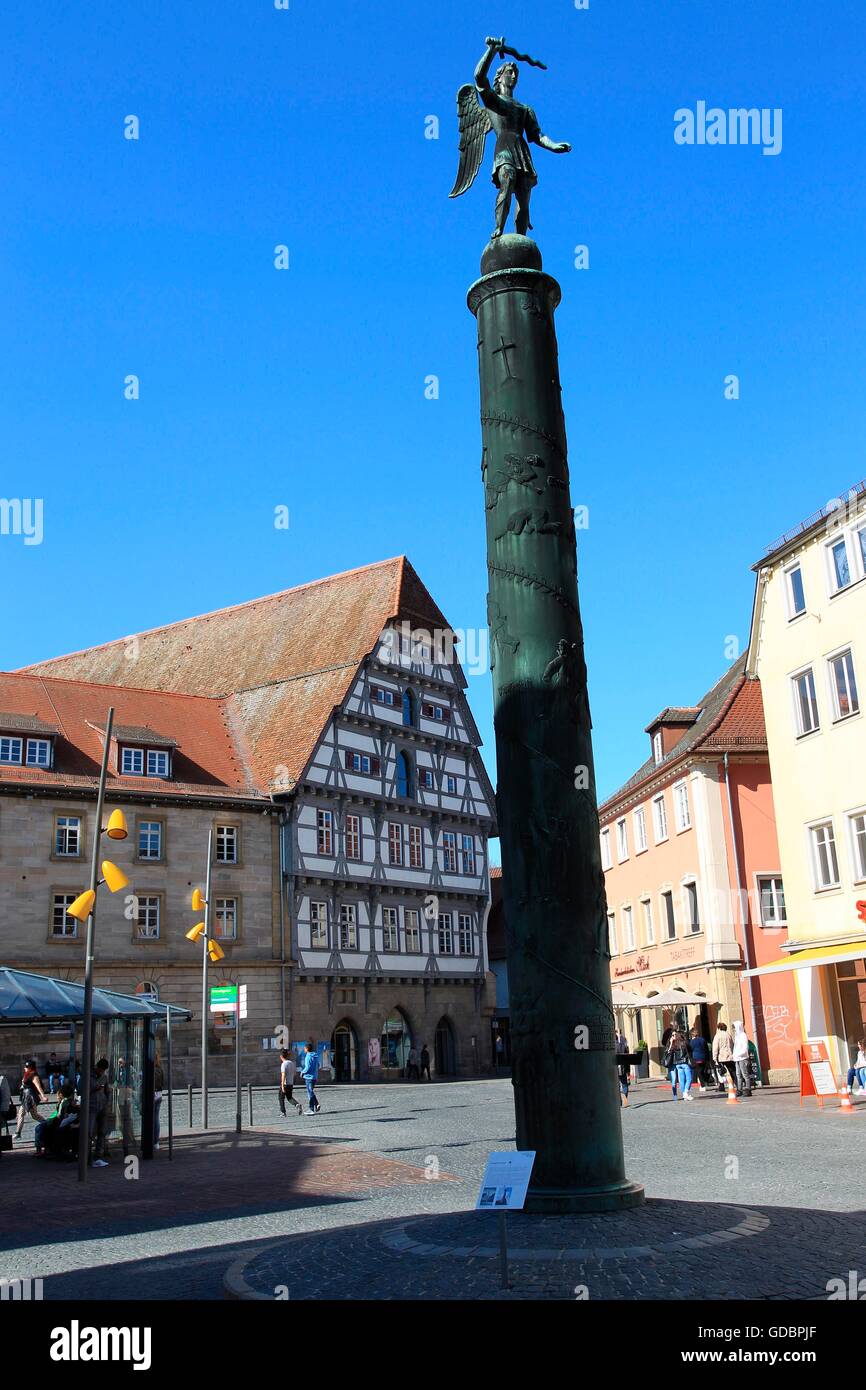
(497, 43, 547, 71)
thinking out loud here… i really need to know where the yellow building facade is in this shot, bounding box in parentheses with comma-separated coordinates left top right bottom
(746, 483, 866, 1084)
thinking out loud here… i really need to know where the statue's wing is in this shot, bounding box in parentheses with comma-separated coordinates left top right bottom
(449, 85, 492, 198)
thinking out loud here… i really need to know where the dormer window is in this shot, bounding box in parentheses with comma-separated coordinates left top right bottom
(652, 731, 663, 764)
(115, 725, 175, 779)
(26, 738, 52, 767)
(0, 736, 23, 764)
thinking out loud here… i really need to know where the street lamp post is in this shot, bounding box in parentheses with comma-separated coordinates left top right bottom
(66, 707, 130, 1183)
(187, 828, 223, 1131)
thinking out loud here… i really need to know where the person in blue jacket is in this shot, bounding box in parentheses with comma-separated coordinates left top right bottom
(301, 1042, 321, 1116)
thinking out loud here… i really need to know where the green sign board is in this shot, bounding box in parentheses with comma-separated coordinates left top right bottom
(210, 985, 238, 1012)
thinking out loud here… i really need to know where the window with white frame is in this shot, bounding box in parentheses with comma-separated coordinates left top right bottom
(408, 824, 423, 868)
(419, 768, 434, 789)
(684, 881, 701, 933)
(136, 896, 160, 939)
(828, 649, 860, 720)
(310, 900, 328, 948)
(607, 911, 617, 956)
(792, 668, 820, 736)
(785, 562, 806, 619)
(216, 824, 238, 863)
(661, 890, 676, 940)
(810, 821, 840, 890)
(633, 807, 647, 853)
(858, 525, 866, 576)
(622, 905, 635, 951)
(0, 736, 23, 764)
(652, 794, 668, 842)
(442, 830, 457, 872)
(55, 815, 81, 857)
(828, 535, 852, 593)
(458, 913, 473, 955)
(422, 700, 448, 721)
(317, 809, 334, 855)
(757, 876, 786, 927)
(382, 907, 399, 951)
(138, 820, 162, 860)
(461, 833, 475, 874)
(52, 893, 78, 938)
(641, 897, 654, 945)
(26, 738, 51, 767)
(616, 818, 628, 861)
(600, 827, 612, 870)
(388, 822, 404, 865)
(120, 746, 144, 775)
(437, 912, 453, 953)
(214, 897, 238, 939)
(371, 685, 396, 707)
(652, 731, 663, 764)
(146, 749, 170, 777)
(848, 812, 866, 882)
(446, 774, 457, 794)
(674, 781, 691, 832)
(339, 903, 357, 950)
(345, 813, 361, 861)
(404, 908, 421, 952)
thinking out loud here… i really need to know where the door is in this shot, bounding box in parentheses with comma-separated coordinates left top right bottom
(434, 1018, 456, 1076)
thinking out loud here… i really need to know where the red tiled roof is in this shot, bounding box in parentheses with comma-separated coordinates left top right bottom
(0, 672, 259, 800)
(600, 656, 768, 817)
(18, 557, 456, 795)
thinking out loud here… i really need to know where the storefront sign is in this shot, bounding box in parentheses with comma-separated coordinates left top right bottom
(799, 1040, 838, 1106)
(209, 985, 238, 1012)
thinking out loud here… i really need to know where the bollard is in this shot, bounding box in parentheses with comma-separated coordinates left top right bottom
(187, 1083, 193, 1129)
(248, 1083, 254, 1126)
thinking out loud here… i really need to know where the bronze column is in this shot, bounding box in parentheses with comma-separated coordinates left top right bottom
(468, 234, 644, 1212)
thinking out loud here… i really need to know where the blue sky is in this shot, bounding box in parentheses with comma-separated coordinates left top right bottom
(3, 1, 864, 826)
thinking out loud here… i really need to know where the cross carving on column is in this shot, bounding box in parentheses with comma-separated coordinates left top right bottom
(492, 334, 518, 382)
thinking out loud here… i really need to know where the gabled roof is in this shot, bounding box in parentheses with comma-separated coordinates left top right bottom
(18, 557, 462, 795)
(0, 671, 258, 799)
(599, 655, 767, 816)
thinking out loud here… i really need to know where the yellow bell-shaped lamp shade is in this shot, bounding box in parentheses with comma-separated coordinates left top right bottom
(66, 889, 96, 922)
(207, 939, 225, 963)
(105, 809, 129, 841)
(101, 860, 129, 893)
(191, 887, 206, 912)
(186, 921, 206, 943)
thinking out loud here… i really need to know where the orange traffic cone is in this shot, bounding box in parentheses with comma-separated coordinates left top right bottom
(726, 1074, 740, 1105)
(839, 1089, 855, 1113)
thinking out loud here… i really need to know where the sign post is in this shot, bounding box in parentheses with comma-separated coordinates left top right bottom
(476, 1151, 536, 1290)
(236, 984, 247, 1134)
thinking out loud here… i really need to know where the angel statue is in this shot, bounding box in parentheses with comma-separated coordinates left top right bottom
(449, 36, 571, 240)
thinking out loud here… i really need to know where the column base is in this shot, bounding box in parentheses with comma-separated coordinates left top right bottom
(523, 1179, 645, 1214)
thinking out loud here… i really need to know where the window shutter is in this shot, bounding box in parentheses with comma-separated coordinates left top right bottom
(371, 756, 381, 775)
(344, 750, 353, 770)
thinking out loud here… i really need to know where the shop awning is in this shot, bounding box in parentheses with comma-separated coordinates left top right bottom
(741, 940, 866, 979)
(638, 989, 717, 1007)
(0, 967, 191, 1024)
(611, 988, 647, 1009)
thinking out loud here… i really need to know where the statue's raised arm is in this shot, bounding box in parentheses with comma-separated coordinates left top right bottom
(449, 36, 571, 241)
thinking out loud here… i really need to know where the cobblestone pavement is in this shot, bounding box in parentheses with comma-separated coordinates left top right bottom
(4, 1078, 865, 1300)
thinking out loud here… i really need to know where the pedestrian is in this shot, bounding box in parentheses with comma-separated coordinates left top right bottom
(300, 1042, 321, 1115)
(731, 1020, 752, 1096)
(46, 1052, 63, 1094)
(38, 1082, 80, 1160)
(664, 1029, 693, 1100)
(420, 1043, 431, 1082)
(689, 1026, 709, 1093)
(153, 1051, 164, 1150)
(15, 1058, 47, 1139)
(494, 1033, 505, 1068)
(278, 1048, 303, 1116)
(615, 1027, 630, 1105)
(846, 1039, 866, 1096)
(89, 1058, 111, 1166)
(406, 1045, 420, 1081)
(711, 1021, 737, 1092)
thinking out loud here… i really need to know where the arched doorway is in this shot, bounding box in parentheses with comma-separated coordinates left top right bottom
(435, 1016, 456, 1076)
(381, 1009, 411, 1072)
(331, 1019, 358, 1082)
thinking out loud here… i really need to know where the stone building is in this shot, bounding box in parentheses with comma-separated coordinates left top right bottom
(2, 557, 497, 1083)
